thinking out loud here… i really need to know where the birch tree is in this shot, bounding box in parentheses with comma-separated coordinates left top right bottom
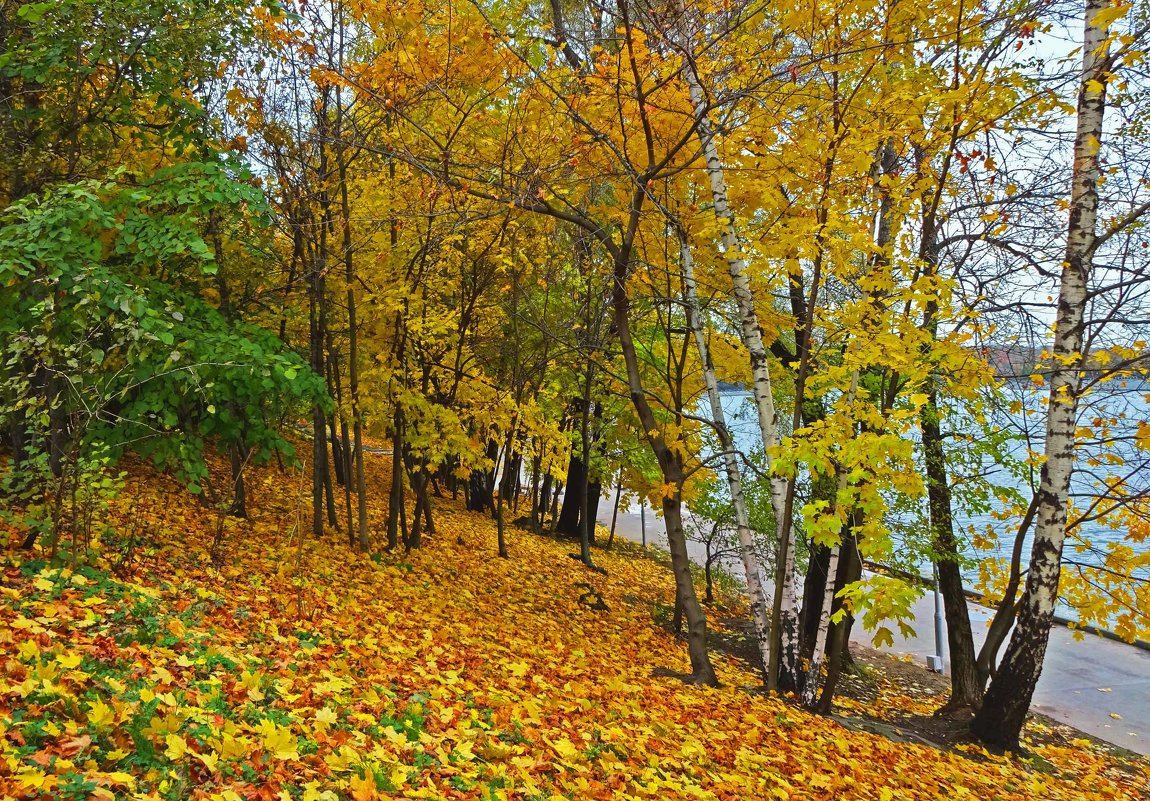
(971, 0, 1124, 749)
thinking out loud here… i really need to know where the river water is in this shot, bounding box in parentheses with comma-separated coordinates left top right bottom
(710, 388, 1150, 604)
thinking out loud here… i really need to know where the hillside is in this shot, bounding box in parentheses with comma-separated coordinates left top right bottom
(1, 452, 1147, 800)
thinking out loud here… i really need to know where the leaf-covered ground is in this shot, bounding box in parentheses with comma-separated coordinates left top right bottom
(2, 451, 1148, 800)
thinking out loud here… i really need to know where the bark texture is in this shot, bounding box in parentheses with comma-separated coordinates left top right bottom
(679, 34, 794, 690)
(971, 0, 1107, 748)
(680, 232, 773, 678)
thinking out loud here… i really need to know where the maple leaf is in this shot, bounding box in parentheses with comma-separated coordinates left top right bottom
(314, 706, 338, 728)
(56, 652, 83, 669)
(59, 733, 92, 757)
(256, 719, 299, 761)
(164, 733, 190, 760)
(349, 769, 379, 801)
(87, 697, 115, 728)
(546, 736, 582, 763)
(195, 750, 220, 773)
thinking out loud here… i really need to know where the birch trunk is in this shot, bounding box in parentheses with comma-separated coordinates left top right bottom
(971, 0, 1107, 749)
(679, 37, 797, 691)
(679, 231, 773, 677)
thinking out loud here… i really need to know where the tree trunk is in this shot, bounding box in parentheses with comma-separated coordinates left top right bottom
(556, 452, 585, 537)
(923, 387, 982, 712)
(799, 370, 860, 708)
(228, 440, 247, 519)
(680, 230, 773, 679)
(309, 282, 326, 539)
(530, 456, 543, 533)
(585, 479, 602, 546)
(538, 472, 553, 525)
(334, 32, 370, 552)
(387, 407, 404, 550)
(801, 544, 840, 709)
(607, 478, 622, 547)
(972, 1, 1106, 749)
(679, 39, 792, 690)
(610, 226, 717, 685)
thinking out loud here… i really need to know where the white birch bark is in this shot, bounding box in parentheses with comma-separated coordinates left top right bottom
(679, 232, 774, 676)
(678, 40, 800, 687)
(972, 0, 1109, 748)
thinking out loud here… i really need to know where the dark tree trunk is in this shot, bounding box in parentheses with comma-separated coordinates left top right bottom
(607, 209, 717, 685)
(556, 453, 585, 537)
(529, 456, 542, 532)
(538, 473, 553, 522)
(923, 390, 983, 712)
(328, 412, 346, 486)
(800, 544, 832, 663)
(229, 441, 248, 519)
(407, 465, 425, 550)
(386, 407, 404, 550)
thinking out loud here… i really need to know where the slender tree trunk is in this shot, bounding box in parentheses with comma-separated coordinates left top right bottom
(229, 439, 248, 519)
(611, 236, 717, 685)
(679, 40, 792, 690)
(496, 476, 509, 559)
(538, 472, 553, 524)
(420, 468, 436, 537)
(387, 406, 404, 550)
(801, 544, 839, 708)
(576, 360, 597, 565)
(309, 258, 326, 539)
(327, 401, 346, 486)
(975, 503, 1036, 685)
(972, 1, 1107, 749)
(408, 463, 424, 550)
(323, 439, 338, 529)
(530, 456, 543, 533)
(799, 369, 860, 708)
(923, 383, 982, 711)
(911, 135, 982, 711)
(333, 2, 370, 552)
(680, 230, 773, 678)
(547, 481, 562, 537)
(607, 479, 622, 547)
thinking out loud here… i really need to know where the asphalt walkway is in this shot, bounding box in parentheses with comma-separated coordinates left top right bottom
(597, 502, 1150, 756)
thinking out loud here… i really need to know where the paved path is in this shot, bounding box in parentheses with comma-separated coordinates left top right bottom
(598, 502, 1150, 756)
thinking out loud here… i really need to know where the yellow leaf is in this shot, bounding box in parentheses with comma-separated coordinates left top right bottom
(165, 733, 190, 761)
(349, 770, 379, 801)
(547, 736, 581, 762)
(324, 745, 359, 772)
(98, 771, 136, 789)
(314, 706, 338, 727)
(256, 719, 299, 761)
(1092, 3, 1129, 29)
(88, 698, 116, 729)
(56, 652, 83, 670)
(16, 767, 55, 790)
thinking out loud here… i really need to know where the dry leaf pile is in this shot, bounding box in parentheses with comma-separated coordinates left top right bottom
(1, 453, 1147, 800)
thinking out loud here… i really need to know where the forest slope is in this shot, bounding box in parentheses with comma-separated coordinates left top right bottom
(1, 452, 1146, 800)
